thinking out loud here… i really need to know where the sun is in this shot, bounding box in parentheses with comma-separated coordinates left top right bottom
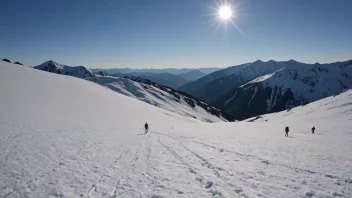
(209, 1, 243, 34)
(218, 5, 233, 21)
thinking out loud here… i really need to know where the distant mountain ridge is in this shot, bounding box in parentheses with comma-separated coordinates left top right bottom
(32, 59, 352, 120)
(91, 67, 221, 75)
(93, 68, 211, 89)
(181, 59, 352, 120)
(112, 72, 189, 89)
(178, 70, 206, 81)
(180, 60, 286, 103)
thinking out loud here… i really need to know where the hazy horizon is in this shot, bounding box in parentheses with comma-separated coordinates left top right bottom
(27, 58, 352, 70)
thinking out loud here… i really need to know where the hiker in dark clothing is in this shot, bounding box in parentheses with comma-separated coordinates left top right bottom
(311, 127, 315, 134)
(285, 126, 289, 137)
(144, 122, 149, 134)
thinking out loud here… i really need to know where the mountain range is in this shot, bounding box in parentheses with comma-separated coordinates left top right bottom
(178, 70, 206, 82)
(91, 67, 220, 75)
(112, 72, 190, 89)
(15, 58, 352, 121)
(91, 68, 208, 89)
(180, 60, 352, 120)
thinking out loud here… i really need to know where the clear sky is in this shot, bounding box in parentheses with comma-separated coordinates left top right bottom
(1, 0, 351, 68)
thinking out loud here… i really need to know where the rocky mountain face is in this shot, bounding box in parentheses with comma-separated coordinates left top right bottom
(181, 60, 352, 120)
(180, 60, 286, 103)
(214, 60, 352, 120)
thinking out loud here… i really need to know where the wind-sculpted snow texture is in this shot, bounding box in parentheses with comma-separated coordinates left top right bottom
(1, 61, 351, 198)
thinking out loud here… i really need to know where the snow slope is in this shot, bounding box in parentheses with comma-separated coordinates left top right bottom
(35, 61, 229, 122)
(87, 75, 228, 122)
(1, 61, 351, 198)
(246, 89, 352, 124)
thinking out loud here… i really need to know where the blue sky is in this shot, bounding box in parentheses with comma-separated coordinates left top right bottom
(1, 0, 351, 68)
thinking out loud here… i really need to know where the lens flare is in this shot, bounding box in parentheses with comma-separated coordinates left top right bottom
(208, 1, 245, 36)
(218, 5, 233, 21)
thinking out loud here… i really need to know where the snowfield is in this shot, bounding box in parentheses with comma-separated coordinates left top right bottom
(1, 61, 351, 198)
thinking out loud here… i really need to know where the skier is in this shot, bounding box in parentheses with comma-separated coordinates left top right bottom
(144, 122, 149, 134)
(311, 126, 315, 134)
(285, 126, 289, 137)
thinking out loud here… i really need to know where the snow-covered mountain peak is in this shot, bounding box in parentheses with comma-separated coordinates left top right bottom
(287, 59, 300, 64)
(253, 60, 264, 64)
(35, 60, 95, 79)
(36, 60, 64, 70)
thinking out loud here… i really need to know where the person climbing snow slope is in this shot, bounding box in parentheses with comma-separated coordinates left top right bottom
(285, 126, 289, 137)
(144, 122, 149, 134)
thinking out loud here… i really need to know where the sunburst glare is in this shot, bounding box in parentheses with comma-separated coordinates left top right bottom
(208, 0, 245, 36)
(218, 5, 233, 21)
